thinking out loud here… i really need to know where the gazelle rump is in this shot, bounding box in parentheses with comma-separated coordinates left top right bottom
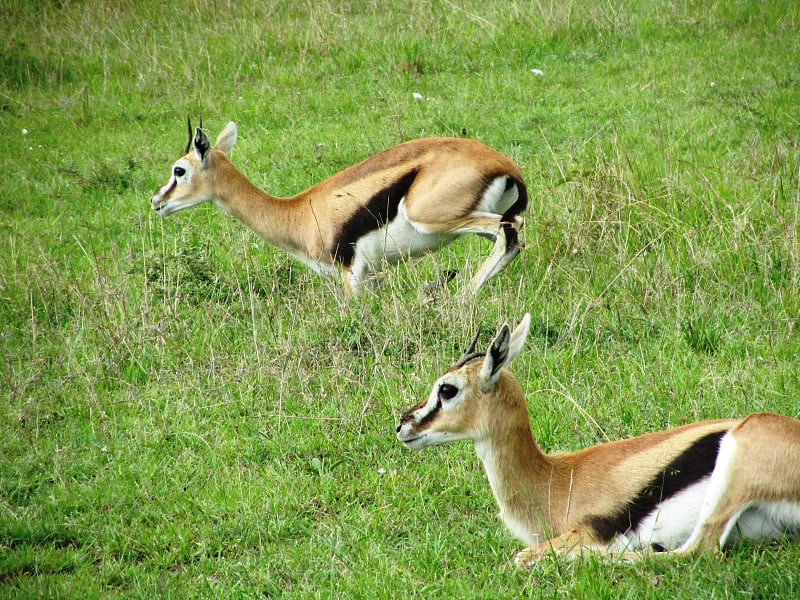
(150, 119, 527, 296)
(396, 314, 800, 565)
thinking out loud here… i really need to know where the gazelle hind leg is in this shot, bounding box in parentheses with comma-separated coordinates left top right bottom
(407, 212, 523, 295)
(465, 217, 523, 295)
(675, 433, 744, 554)
(465, 238, 517, 294)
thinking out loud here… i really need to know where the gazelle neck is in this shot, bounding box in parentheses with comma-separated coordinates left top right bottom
(473, 374, 556, 544)
(210, 152, 309, 256)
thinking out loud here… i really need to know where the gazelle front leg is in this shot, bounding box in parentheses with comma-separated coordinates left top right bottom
(514, 529, 645, 567)
(340, 261, 372, 297)
(514, 530, 592, 567)
(340, 265, 357, 297)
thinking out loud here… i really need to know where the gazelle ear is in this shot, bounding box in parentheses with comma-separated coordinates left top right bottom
(480, 323, 510, 391)
(507, 313, 531, 365)
(215, 122, 238, 155)
(480, 314, 530, 391)
(194, 126, 212, 168)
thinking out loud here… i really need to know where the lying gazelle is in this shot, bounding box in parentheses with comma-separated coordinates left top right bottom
(150, 119, 527, 296)
(396, 314, 800, 565)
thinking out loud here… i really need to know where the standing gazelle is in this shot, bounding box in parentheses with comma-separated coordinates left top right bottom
(151, 119, 527, 296)
(396, 314, 800, 565)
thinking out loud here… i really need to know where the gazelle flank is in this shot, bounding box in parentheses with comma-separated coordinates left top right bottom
(151, 119, 527, 296)
(396, 314, 800, 566)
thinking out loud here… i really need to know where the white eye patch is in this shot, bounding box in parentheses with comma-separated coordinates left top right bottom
(172, 159, 192, 185)
(435, 374, 466, 410)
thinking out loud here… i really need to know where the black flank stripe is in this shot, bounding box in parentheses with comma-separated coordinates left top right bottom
(586, 430, 727, 543)
(332, 169, 419, 266)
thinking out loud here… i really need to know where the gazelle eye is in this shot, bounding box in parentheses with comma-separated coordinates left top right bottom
(438, 383, 458, 400)
(174, 166, 186, 178)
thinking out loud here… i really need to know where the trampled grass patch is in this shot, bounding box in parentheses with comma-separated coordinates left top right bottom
(2, 0, 799, 597)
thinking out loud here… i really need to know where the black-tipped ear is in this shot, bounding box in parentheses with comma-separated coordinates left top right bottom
(194, 126, 211, 167)
(480, 324, 510, 391)
(183, 116, 193, 154)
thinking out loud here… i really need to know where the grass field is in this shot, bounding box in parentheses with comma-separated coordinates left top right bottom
(2, 0, 799, 597)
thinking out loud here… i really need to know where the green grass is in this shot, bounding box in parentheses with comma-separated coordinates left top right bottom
(2, 0, 799, 597)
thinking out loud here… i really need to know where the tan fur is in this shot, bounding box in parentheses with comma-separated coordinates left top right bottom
(151, 122, 527, 295)
(396, 315, 800, 566)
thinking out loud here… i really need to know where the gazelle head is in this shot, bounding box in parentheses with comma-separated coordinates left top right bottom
(151, 118, 238, 217)
(396, 314, 531, 450)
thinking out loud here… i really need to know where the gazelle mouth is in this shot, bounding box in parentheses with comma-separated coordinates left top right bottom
(151, 200, 170, 215)
(398, 434, 424, 447)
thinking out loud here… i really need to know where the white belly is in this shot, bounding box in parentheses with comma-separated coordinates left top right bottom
(611, 484, 800, 553)
(288, 198, 456, 290)
(351, 207, 454, 267)
(285, 212, 451, 286)
(612, 479, 711, 552)
(288, 249, 339, 277)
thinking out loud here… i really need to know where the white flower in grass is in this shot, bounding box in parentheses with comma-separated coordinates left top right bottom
(412, 92, 423, 100)
(22, 128, 28, 135)
(530, 68, 544, 76)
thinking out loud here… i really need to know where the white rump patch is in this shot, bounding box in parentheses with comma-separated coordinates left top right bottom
(476, 176, 518, 215)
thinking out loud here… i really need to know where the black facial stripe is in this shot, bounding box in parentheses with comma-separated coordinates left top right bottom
(158, 179, 177, 201)
(586, 430, 727, 543)
(414, 399, 441, 431)
(331, 169, 419, 266)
